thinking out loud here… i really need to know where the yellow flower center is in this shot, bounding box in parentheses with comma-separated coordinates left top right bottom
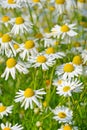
(15, 17, 24, 25)
(54, 41, 60, 45)
(78, 0, 85, 3)
(73, 42, 80, 47)
(0, 32, 3, 38)
(46, 47, 55, 54)
(48, 6, 55, 11)
(72, 55, 82, 65)
(43, 101, 47, 107)
(37, 55, 47, 63)
(58, 80, 62, 85)
(8, 0, 15, 4)
(2, 16, 10, 22)
(3, 128, 11, 130)
(6, 58, 17, 68)
(55, 0, 65, 4)
(0, 106, 6, 112)
(2, 34, 12, 43)
(63, 86, 70, 92)
(61, 25, 70, 32)
(35, 33, 43, 39)
(63, 63, 74, 72)
(58, 112, 66, 118)
(63, 125, 72, 130)
(24, 40, 35, 49)
(32, 0, 40, 2)
(14, 43, 19, 50)
(24, 88, 34, 98)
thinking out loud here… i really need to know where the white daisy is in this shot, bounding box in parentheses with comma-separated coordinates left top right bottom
(1, 122, 23, 130)
(45, 47, 65, 60)
(55, 0, 66, 14)
(77, 0, 87, 11)
(0, 15, 12, 27)
(53, 78, 65, 87)
(11, 16, 32, 35)
(52, 106, 73, 123)
(58, 124, 78, 130)
(0, 0, 20, 9)
(0, 103, 13, 119)
(56, 79, 83, 97)
(15, 88, 46, 110)
(29, 53, 55, 70)
(18, 40, 38, 60)
(81, 49, 87, 64)
(51, 23, 77, 39)
(0, 34, 16, 57)
(1, 58, 29, 80)
(56, 62, 82, 79)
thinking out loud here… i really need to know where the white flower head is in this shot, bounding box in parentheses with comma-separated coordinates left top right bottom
(52, 106, 73, 123)
(0, 103, 13, 119)
(18, 40, 38, 60)
(29, 53, 55, 70)
(0, 0, 20, 9)
(1, 122, 23, 130)
(58, 123, 78, 130)
(11, 16, 32, 35)
(56, 79, 83, 97)
(0, 34, 16, 57)
(1, 58, 29, 80)
(51, 23, 77, 39)
(56, 62, 82, 79)
(55, 0, 66, 14)
(0, 15, 12, 27)
(15, 88, 46, 110)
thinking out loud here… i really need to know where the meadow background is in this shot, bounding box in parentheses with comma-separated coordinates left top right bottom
(0, 0, 87, 130)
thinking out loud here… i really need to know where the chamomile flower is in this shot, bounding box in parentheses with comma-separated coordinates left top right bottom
(77, 0, 87, 10)
(53, 78, 65, 87)
(55, 0, 66, 14)
(18, 40, 38, 60)
(56, 79, 83, 97)
(0, 103, 13, 119)
(51, 23, 77, 39)
(81, 49, 87, 64)
(11, 16, 32, 35)
(1, 0, 20, 9)
(29, 53, 55, 70)
(56, 62, 82, 79)
(52, 106, 73, 123)
(58, 124, 78, 130)
(0, 15, 12, 27)
(45, 47, 65, 60)
(1, 58, 29, 80)
(0, 34, 16, 57)
(1, 122, 23, 130)
(15, 88, 46, 110)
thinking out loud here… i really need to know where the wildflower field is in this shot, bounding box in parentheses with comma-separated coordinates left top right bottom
(0, 0, 87, 130)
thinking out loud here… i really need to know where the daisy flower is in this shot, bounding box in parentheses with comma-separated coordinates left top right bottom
(15, 88, 46, 110)
(81, 49, 87, 64)
(1, 58, 29, 80)
(52, 106, 73, 123)
(1, 122, 23, 130)
(0, 103, 13, 119)
(18, 40, 38, 60)
(0, 0, 20, 9)
(0, 15, 12, 27)
(53, 78, 65, 87)
(45, 47, 65, 60)
(77, 0, 87, 10)
(0, 34, 16, 57)
(29, 53, 55, 70)
(56, 62, 82, 79)
(51, 23, 77, 39)
(55, 0, 66, 14)
(56, 79, 83, 97)
(58, 123, 78, 130)
(11, 16, 32, 35)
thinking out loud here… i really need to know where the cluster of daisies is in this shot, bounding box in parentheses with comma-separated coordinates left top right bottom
(0, 0, 87, 130)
